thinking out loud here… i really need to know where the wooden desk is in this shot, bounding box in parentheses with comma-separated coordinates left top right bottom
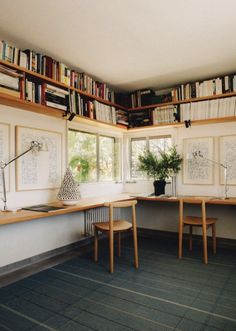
(0, 194, 132, 226)
(1, 194, 235, 227)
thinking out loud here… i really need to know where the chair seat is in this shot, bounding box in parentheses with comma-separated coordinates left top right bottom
(94, 220, 132, 232)
(184, 216, 217, 226)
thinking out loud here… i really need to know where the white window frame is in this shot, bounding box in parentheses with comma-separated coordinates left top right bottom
(129, 134, 172, 180)
(67, 124, 122, 183)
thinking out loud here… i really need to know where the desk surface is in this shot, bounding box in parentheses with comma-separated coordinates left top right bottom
(0, 194, 132, 226)
(1, 194, 236, 227)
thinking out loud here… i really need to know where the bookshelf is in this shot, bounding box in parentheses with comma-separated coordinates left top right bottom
(0, 59, 127, 129)
(0, 58, 236, 129)
(129, 91, 236, 111)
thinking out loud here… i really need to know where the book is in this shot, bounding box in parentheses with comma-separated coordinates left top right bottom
(45, 83, 69, 96)
(22, 204, 65, 212)
(45, 93, 68, 105)
(0, 72, 19, 90)
(18, 51, 28, 68)
(45, 100, 67, 111)
(0, 86, 20, 98)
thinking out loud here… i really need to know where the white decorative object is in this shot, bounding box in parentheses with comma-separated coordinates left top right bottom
(57, 168, 81, 205)
(183, 137, 214, 185)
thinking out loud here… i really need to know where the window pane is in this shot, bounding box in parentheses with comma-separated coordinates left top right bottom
(149, 136, 171, 155)
(114, 138, 121, 181)
(68, 130, 97, 182)
(99, 136, 115, 181)
(131, 138, 146, 179)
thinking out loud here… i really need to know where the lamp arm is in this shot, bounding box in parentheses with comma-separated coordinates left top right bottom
(0, 141, 42, 170)
(193, 151, 228, 199)
(203, 157, 227, 169)
(0, 141, 42, 211)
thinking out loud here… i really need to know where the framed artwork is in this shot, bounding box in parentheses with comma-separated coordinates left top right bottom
(219, 135, 236, 185)
(183, 137, 214, 185)
(0, 123, 10, 193)
(16, 126, 62, 191)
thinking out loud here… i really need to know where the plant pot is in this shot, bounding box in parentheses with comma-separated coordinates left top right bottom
(153, 180, 166, 196)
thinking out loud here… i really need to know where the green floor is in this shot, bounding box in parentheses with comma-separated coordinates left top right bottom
(0, 236, 236, 331)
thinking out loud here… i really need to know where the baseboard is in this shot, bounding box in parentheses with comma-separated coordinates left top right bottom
(137, 228, 236, 250)
(0, 236, 93, 277)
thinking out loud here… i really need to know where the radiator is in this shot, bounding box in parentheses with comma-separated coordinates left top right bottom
(83, 206, 121, 236)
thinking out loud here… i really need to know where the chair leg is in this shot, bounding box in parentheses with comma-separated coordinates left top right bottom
(109, 229, 114, 273)
(117, 232, 121, 257)
(202, 223, 208, 264)
(212, 224, 216, 255)
(94, 227, 98, 262)
(132, 228, 139, 269)
(178, 224, 183, 259)
(189, 225, 193, 251)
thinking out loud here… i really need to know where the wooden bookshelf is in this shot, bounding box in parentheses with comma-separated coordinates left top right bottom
(0, 93, 63, 118)
(128, 116, 236, 131)
(129, 91, 236, 111)
(0, 59, 127, 110)
(1, 59, 236, 130)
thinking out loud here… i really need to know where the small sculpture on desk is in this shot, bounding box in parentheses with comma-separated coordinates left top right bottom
(57, 168, 81, 205)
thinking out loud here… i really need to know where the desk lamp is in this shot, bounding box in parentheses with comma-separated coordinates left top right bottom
(0, 141, 42, 211)
(193, 151, 228, 199)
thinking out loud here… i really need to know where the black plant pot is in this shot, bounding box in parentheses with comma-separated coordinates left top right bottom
(153, 180, 166, 196)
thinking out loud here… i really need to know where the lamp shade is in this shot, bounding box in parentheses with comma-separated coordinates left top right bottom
(57, 168, 81, 205)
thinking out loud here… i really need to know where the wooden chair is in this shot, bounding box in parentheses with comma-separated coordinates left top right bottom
(178, 198, 217, 264)
(93, 200, 138, 273)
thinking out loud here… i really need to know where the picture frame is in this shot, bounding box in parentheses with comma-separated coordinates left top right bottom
(0, 122, 10, 193)
(183, 136, 214, 185)
(16, 126, 62, 191)
(219, 135, 236, 185)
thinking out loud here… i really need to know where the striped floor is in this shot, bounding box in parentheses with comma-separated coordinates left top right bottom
(0, 236, 236, 331)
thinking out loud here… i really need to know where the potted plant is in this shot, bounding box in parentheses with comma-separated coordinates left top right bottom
(138, 145, 182, 196)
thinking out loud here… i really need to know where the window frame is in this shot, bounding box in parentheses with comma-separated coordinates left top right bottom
(130, 134, 172, 180)
(68, 128, 121, 183)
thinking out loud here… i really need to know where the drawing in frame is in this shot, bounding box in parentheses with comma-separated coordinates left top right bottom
(16, 126, 62, 191)
(0, 122, 10, 193)
(183, 136, 214, 185)
(219, 135, 236, 185)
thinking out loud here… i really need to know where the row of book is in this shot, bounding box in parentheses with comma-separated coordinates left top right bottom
(153, 105, 179, 125)
(93, 101, 116, 124)
(69, 92, 117, 124)
(180, 97, 236, 121)
(25, 82, 69, 112)
(128, 75, 236, 109)
(130, 89, 155, 108)
(0, 40, 115, 102)
(172, 75, 236, 101)
(69, 91, 95, 118)
(129, 110, 152, 127)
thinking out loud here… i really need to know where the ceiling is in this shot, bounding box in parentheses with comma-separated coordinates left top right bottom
(1, 0, 236, 92)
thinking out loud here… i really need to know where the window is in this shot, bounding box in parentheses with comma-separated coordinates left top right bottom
(149, 136, 172, 155)
(130, 138, 147, 179)
(130, 135, 172, 179)
(68, 129, 120, 182)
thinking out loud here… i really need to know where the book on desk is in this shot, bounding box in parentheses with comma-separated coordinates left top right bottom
(22, 204, 65, 212)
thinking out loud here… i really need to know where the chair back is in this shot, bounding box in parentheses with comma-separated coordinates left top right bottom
(179, 198, 207, 225)
(104, 200, 137, 229)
